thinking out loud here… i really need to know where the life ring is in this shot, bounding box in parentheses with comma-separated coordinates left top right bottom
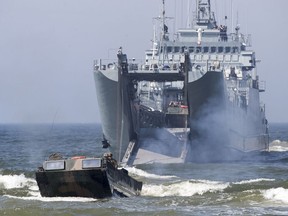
(107, 63, 114, 69)
(71, 156, 86, 160)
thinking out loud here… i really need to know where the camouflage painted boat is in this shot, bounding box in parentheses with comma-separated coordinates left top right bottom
(35, 153, 142, 198)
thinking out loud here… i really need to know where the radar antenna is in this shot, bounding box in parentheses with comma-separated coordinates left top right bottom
(195, 0, 217, 29)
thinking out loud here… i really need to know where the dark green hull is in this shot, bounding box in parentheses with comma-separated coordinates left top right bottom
(36, 163, 142, 199)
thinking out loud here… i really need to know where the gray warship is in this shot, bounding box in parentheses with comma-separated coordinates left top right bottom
(94, 0, 269, 164)
(36, 153, 142, 198)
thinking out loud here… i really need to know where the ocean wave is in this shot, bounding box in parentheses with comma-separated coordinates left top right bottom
(269, 140, 288, 152)
(0, 173, 98, 202)
(4, 194, 97, 202)
(125, 167, 177, 179)
(262, 187, 288, 204)
(233, 178, 275, 185)
(142, 179, 228, 197)
(0, 174, 35, 189)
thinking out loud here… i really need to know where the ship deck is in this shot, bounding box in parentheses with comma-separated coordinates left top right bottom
(126, 70, 184, 82)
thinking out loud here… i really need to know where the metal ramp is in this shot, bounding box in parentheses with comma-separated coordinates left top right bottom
(122, 128, 189, 165)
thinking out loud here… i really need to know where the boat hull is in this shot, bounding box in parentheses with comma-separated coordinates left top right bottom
(36, 169, 112, 198)
(36, 162, 142, 198)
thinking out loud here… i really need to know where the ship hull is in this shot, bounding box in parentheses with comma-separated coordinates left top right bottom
(93, 70, 119, 151)
(94, 69, 132, 161)
(94, 69, 268, 163)
(186, 70, 268, 161)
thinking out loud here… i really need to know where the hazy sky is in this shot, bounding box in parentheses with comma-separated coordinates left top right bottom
(0, 0, 287, 124)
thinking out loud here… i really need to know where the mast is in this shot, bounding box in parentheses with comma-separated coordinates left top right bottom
(160, 0, 169, 65)
(152, 25, 157, 61)
(187, 0, 191, 28)
(231, 0, 234, 33)
(153, 0, 173, 65)
(162, 0, 169, 41)
(162, 0, 165, 35)
(160, 0, 165, 66)
(195, 0, 217, 29)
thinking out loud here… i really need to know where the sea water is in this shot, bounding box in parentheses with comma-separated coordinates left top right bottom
(0, 123, 288, 215)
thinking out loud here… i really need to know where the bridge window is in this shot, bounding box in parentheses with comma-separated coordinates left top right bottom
(181, 47, 186, 53)
(189, 47, 195, 53)
(232, 47, 239, 53)
(196, 47, 202, 53)
(167, 46, 172, 53)
(211, 47, 217, 53)
(203, 47, 209, 53)
(218, 47, 224, 53)
(225, 47, 231, 53)
(174, 46, 180, 53)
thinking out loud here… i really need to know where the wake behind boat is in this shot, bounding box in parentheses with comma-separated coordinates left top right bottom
(93, 0, 269, 164)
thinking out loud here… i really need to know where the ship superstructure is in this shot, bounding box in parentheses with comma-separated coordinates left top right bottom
(93, 0, 269, 164)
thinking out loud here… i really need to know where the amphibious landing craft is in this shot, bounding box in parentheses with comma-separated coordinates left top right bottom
(93, 0, 269, 164)
(36, 153, 142, 198)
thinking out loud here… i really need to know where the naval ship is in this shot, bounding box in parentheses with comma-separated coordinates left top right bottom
(93, 0, 269, 164)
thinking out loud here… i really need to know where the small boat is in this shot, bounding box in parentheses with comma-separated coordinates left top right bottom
(36, 153, 142, 199)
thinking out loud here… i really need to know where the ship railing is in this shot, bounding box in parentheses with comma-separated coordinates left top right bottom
(94, 58, 183, 73)
(94, 58, 142, 71)
(220, 33, 252, 47)
(94, 58, 157, 72)
(94, 59, 118, 71)
(127, 59, 146, 72)
(226, 79, 250, 88)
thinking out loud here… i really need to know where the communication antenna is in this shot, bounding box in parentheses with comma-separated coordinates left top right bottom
(224, 0, 227, 26)
(231, 0, 234, 33)
(181, 0, 184, 27)
(187, 0, 191, 28)
(174, 0, 177, 37)
(236, 10, 239, 27)
(162, 0, 165, 34)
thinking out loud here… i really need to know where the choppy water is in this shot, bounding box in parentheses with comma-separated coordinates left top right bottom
(0, 123, 288, 215)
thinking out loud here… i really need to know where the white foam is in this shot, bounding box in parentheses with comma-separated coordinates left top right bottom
(142, 180, 228, 197)
(0, 174, 36, 189)
(0, 173, 97, 202)
(5, 194, 97, 202)
(125, 167, 177, 179)
(234, 178, 275, 185)
(269, 140, 288, 152)
(262, 187, 288, 203)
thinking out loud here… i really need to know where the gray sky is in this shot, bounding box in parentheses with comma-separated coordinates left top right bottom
(0, 0, 287, 124)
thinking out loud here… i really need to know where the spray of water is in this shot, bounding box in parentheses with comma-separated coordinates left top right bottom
(186, 86, 264, 163)
(142, 179, 229, 197)
(262, 188, 288, 204)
